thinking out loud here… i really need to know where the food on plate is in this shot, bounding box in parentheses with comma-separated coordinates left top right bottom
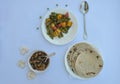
(45, 12, 73, 39)
(66, 42, 103, 78)
(29, 51, 50, 71)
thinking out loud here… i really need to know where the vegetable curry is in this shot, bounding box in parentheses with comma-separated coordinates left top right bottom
(45, 12, 72, 39)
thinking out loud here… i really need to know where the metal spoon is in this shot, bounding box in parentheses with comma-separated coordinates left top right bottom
(40, 52, 56, 64)
(80, 1, 89, 40)
(44, 52, 56, 62)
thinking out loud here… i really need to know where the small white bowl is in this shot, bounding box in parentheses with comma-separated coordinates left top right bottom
(28, 50, 50, 73)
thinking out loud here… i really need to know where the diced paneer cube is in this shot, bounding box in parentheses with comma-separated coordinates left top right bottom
(61, 22, 66, 27)
(57, 14, 62, 19)
(53, 31, 58, 37)
(67, 21, 72, 27)
(53, 29, 61, 37)
(56, 29, 61, 33)
(46, 18, 51, 22)
(51, 23, 55, 28)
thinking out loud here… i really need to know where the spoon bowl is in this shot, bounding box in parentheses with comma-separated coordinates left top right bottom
(80, 1, 89, 40)
(80, 1, 89, 14)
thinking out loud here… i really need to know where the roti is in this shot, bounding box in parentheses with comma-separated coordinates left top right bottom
(75, 49, 103, 78)
(67, 43, 83, 73)
(67, 43, 94, 73)
(66, 42, 103, 79)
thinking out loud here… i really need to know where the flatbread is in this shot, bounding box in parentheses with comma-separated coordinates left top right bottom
(67, 43, 82, 73)
(67, 43, 93, 73)
(67, 42, 103, 78)
(75, 50, 103, 78)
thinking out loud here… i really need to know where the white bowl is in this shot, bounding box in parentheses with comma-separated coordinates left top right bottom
(64, 42, 104, 79)
(28, 50, 50, 73)
(41, 8, 78, 45)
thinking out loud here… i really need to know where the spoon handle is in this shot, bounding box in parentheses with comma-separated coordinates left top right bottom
(44, 52, 56, 62)
(48, 52, 56, 57)
(83, 14, 87, 40)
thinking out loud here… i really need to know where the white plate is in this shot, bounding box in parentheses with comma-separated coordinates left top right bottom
(64, 42, 104, 79)
(41, 8, 78, 45)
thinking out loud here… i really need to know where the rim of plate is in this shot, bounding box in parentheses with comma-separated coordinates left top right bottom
(41, 8, 78, 45)
(64, 41, 104, 79)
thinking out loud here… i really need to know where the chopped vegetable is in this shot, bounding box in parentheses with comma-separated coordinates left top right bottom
(61, 22, 67, 27)
(57, 14, 62, 19)
(45, 12, 73, 39)
(67, 21, 72, 27)
(46, 18, 51, 22)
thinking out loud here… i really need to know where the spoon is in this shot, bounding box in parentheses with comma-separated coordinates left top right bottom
(40, 52, 56, 63)
(80, 1, 89, 40)
(44, 52, 56, 62)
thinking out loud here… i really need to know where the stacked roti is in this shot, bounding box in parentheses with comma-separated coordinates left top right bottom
(66, 42, 103, 79)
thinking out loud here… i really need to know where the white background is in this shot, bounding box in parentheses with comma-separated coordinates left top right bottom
(0, 0, 120, 84)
